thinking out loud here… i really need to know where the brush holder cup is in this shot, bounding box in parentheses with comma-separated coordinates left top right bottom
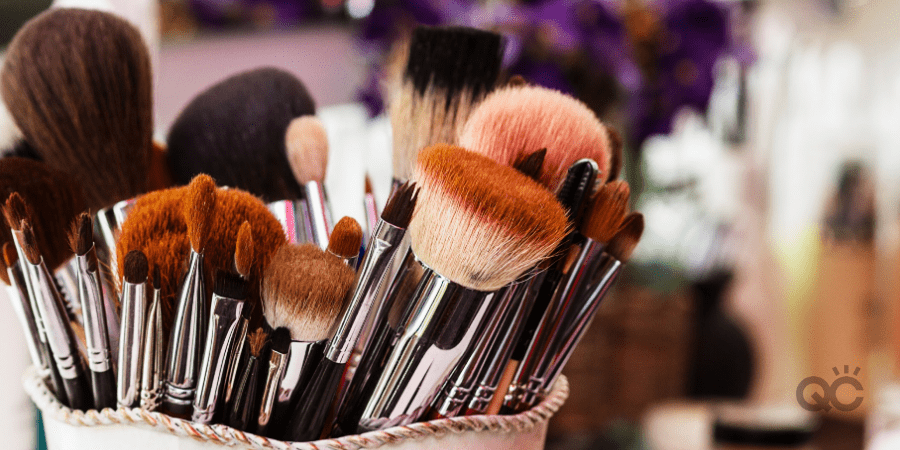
(23, 366, 568, 450)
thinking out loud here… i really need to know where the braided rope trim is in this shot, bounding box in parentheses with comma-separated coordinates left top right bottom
(22, 367, 568, 450)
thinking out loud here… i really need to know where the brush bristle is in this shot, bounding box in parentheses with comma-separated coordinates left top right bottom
(248, 327, 269, 357)
(285, 116, 329, 185)
(0, 158, 86, 269)
(68, 212, 93, 256)
(459, 85, 613, 189)
(0, 244, 8, 285)
(235, 221, 255, 278)
(2, 242, 17, 268)
(152, 266, 161, 290)
(410, 144, 569, 291)
(327, 216, 363, 259)
(512, 148, 546, 181)
(606, 128, 624, 182)
(185, 174, 217, 252)
(215, 270, 249, 300)
(506, 75, 527, 87)
(20, 220, 40, 265)
(381, 181, 418, 228)
(269, 327, 291, 353)
(262, 243, 355, 341)
(581, 181, 630, 244)
(3, 192, 28, 231)
(364, 175, 373, 195)
(124, 250, 148, 284)
(607, 212, 643, 262)
(390, 26, 505, 181)
(1, 8, 153, 210)
(166, 67, 315, 202)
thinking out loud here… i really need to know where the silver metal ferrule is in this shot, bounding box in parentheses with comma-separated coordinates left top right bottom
(268, 200, 303, 244)
(358, 264, 497, 430)
(509, 240, 609, 410)
(118, 278, 147, 407)
(304, 181, 333, 250)
(6, 263, 46, 370)
(325, 220, 406, 364)
(75, 249, 112, 373)
(141, 287, 164, 411)
(363, 193, 379, 246)
(257, 346, 289, 430)
(95, 198, 136, 266)
(192, 294, 245, 424)
(28, 256, 82, 380)
(223, 317, 249, 405)
(55, 260, 80, 323)
(164, 250, 207, 413)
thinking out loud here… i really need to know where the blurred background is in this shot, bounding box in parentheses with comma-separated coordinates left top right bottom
(3, 0, 900, 448)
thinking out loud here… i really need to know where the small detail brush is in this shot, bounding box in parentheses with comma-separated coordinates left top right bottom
(23, 220, 93, 410)
(164, 175, 217, 416)
(118, 250, 148, 408)
(256, 327, 291, 436)
(193, 270, 249, 423)
(222, 221, 255, 411)
(141, 267, 164, 411)
(227, 327, 268, 431)
(327, 216, 363, 269)
(2, 241, 49, 381)
(285, 115, 333, 249)
(70, 213, 116, 409)
(363, 175, 378, 244)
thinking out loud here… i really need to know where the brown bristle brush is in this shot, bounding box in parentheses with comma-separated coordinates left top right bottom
(580, 180, 631, 245)
(262, 243, 355, 438)
(327, 216, 363, 268)
(390, 26, 506, 184)
(338, 144, 569, 437)
(0, 8, 153, 210)
(166, 68, 316, 202)
(512, 148, 547, 182)
(607, 212, 644, 262)
(458, 84, 615, 189)
(235, 221, 255, 279)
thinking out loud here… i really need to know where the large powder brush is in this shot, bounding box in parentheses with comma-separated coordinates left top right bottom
(167, 67, 316, 202)
(0, 8, 153, 211)
(458, 84, 614, 189)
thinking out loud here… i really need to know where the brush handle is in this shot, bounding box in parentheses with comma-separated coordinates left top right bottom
(62, 361, 94, 411)
(332, 317, 393, 437)
(90, 368, 117, 409)
(227, 353, 262, 431)
(281, 358, 344, 442)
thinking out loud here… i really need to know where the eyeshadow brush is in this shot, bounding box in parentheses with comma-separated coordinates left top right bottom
(118, 250, 148, 408)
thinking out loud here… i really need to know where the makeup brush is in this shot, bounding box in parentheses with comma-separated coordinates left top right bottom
(505, 183, 630, 413)
(167, 67, 315, 202)
(606, 128, 624, 182)
(327, 217, 363, 268)
(193, 270, 249, 423)
(227, 327, 268, 431)
(22, 220, 93, 410)
(284, 115, 332, 248)
(349, 144, 568, 433)
(390, 26, 505, 185)
(69, 213, 116, 409)
(163, 175, 216, 416)
(0, 8, 152, 211)
(285, 182, 419, 440)
(118, 250, 148, 408)
(333, 182, 418, 436)
(262, 243, 355, 439)
(458, 85, 614, 189)
(256, 327, 291, 435)
(222, 222, 255, 411)
(141, 267, 164, 411)
(363, 175, 378, 244)
(513, 148, 547, 181)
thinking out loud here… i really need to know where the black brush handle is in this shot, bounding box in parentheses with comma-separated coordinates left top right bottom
(90, 368, 117, 409)
(62, 358, 93, 411)
(227, 355, 262, 431)
(41, 342, 69, 407)
(282, 358, 344, 442)
(332, 320, 393, 437)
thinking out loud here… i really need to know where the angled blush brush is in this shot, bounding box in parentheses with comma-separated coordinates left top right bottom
(22, 220, 93, 410)
(262, 243, 355, 439)
(327, 216, 363, 269)
(459, 85, 615, 189)
(163, 175, 217, 416)
(167, 67, 315, 203)
(348, 145, 568, 434)
(390, 26, 505, 185)
(69, 213, 116, 409)
(118, 250, 148, 408)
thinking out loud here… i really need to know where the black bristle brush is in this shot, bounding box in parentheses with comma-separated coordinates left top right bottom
(167, 67, 316, 202)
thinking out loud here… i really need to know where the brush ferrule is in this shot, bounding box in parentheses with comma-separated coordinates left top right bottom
(28, 256, 85, 379)
(6, 262, 46, 370)
(363, 193, 379, 244)
(507, 242, 613, 411)
(270, 340, 326, 422)
(164, 250, 207, 412)
(358, 263, 497, 430)
(95, 198, 136, 266)
(258, 347, 289, 430)
(75, 249, 112, 372)
(223, 317, 249, 405)
(141, 287, 164, 411)
(192, 294, 245, 423)
(434, 280, 527, 417)
(118, 279, 147, 407)
(267, 200, 305, 244)
(326, 220, 406, 364)
(304, 181, 333, 250)
(11, 231, 45, 337)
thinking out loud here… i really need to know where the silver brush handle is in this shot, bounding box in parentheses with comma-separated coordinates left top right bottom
(192, 295, 244, 423)
(358, 267, 496, 430)
(6, 264, 46, 370)
(164, 250, 207, 414)
(141, 288, 164, 411)
(118, 280, 146, 407)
